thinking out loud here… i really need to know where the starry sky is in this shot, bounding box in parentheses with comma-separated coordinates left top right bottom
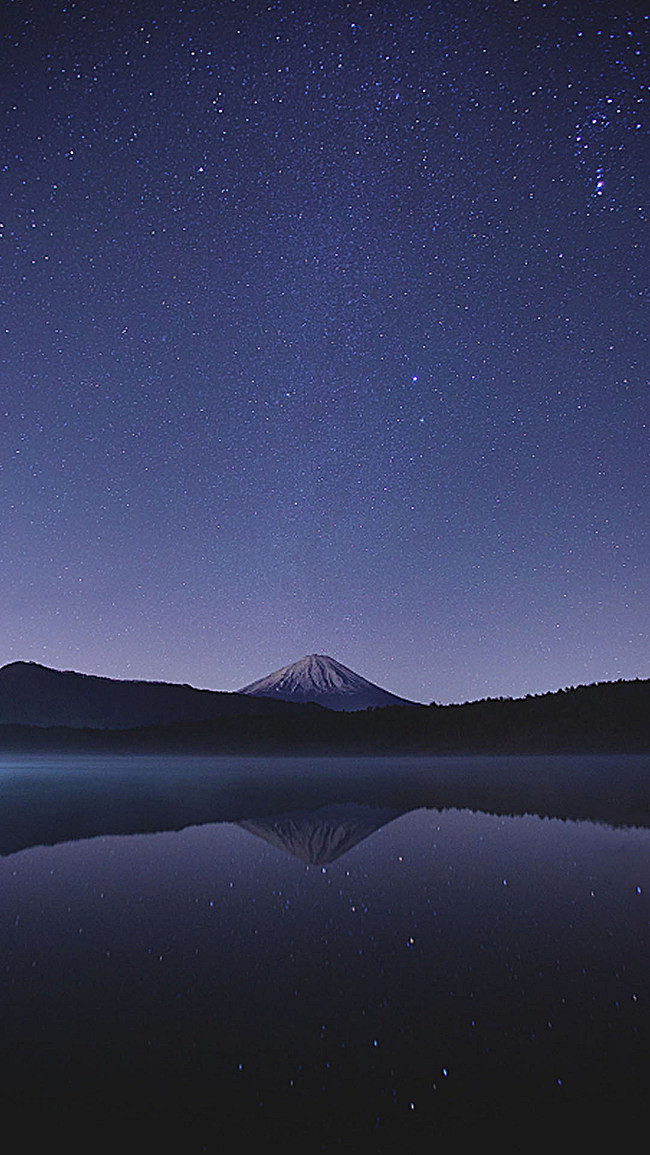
(1, 0, 647, 705)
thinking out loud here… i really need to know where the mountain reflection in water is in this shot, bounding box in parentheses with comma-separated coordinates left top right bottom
(0, 755, 648, 1150)
(237, 804, 404, 864)
(0, 752, 648, 858)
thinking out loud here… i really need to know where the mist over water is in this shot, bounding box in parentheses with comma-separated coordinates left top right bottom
(0, 753, 647, 856)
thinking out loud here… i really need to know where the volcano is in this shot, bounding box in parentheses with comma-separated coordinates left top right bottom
(238, 653, 415, 712)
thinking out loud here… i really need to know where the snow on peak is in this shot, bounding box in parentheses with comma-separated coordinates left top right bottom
(238, 654, 415, 712)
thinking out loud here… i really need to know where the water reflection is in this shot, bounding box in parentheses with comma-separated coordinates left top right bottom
(0, 779, 647, 1150)
(238, 804, 405, 864)
(0, 752, 648, 858)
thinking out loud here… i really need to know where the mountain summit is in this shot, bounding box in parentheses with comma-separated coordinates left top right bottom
(238, 654, 415, 712)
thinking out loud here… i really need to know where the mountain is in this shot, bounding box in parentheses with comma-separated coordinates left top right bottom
(238, 653, 416, 711)
(0, 661, 322, 730)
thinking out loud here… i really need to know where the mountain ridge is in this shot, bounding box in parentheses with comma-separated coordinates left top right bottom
(0, 659, 325, 730)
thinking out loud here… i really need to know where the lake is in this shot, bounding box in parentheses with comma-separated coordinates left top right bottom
(0, 754, 648, 1149)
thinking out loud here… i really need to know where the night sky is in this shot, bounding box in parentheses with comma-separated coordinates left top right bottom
(1, 0, 647, 705)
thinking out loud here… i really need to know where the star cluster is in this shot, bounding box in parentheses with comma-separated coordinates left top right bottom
(1, 1, 647, 702)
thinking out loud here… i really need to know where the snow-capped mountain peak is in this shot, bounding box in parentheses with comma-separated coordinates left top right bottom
(238, 654, 415, 711)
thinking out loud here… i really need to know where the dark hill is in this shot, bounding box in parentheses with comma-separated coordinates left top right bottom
(0, 661, 323, 730)
(0, 675, 647, 755)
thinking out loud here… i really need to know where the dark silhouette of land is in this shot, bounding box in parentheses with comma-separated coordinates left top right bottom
(0, 660, 319, 729)
(0, 672, 647, 755)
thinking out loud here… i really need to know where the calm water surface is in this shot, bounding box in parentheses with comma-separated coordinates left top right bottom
(0, 755, 648, 1150)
